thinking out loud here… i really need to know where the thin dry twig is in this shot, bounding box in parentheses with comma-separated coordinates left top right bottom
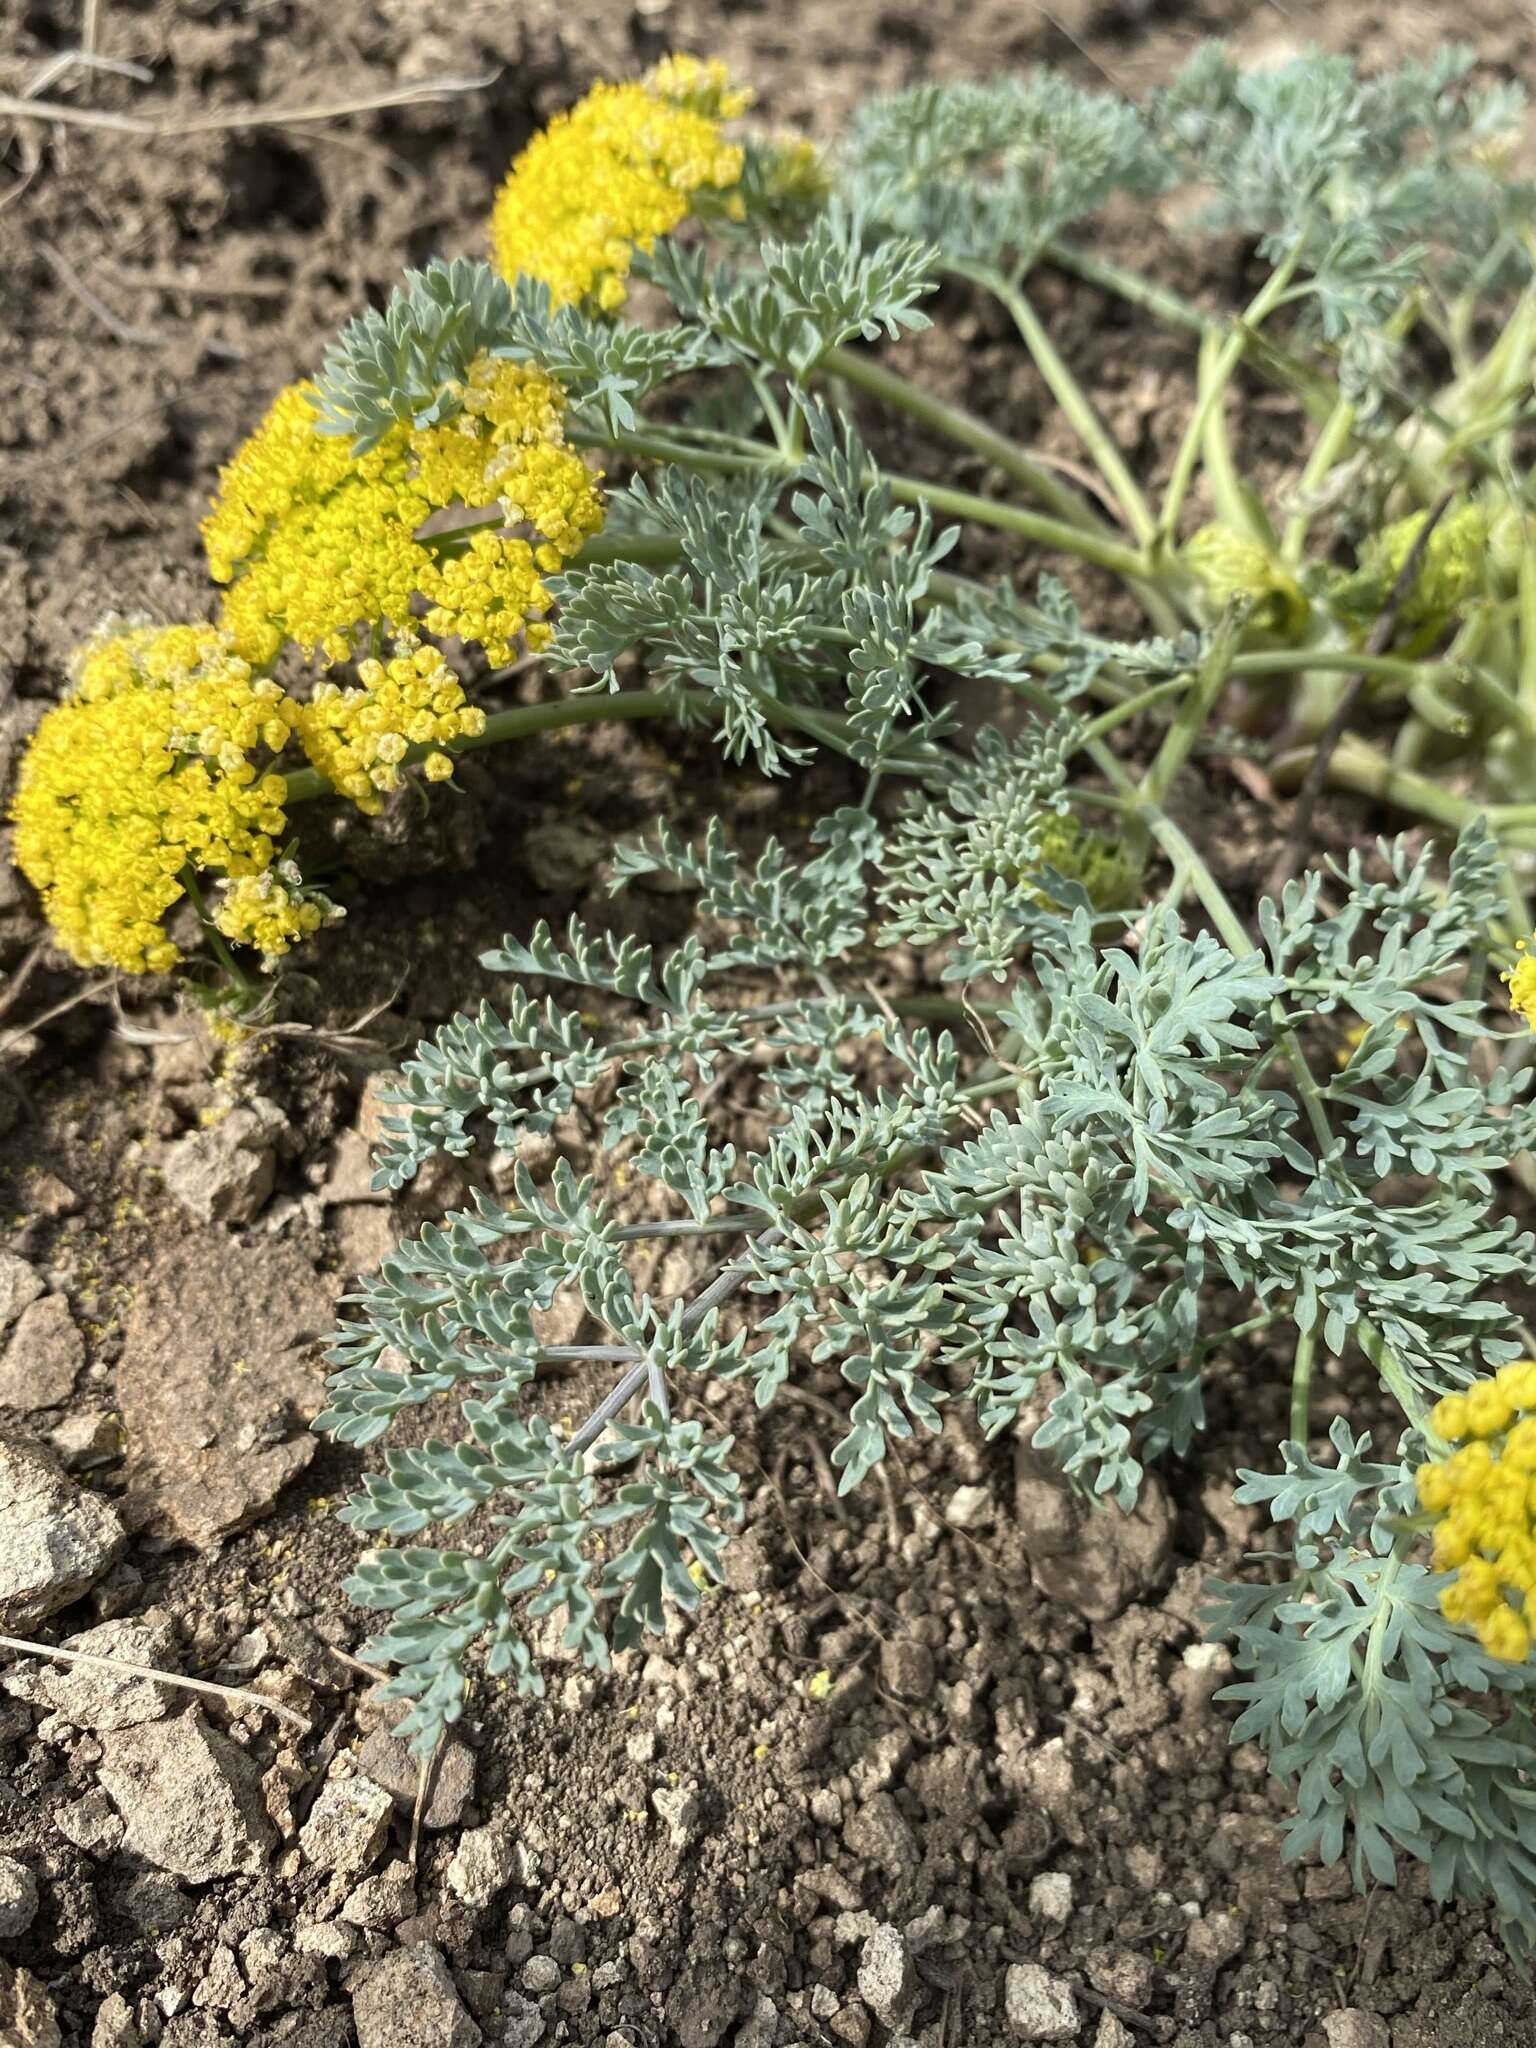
(409, 1733, 445, 1866)
(40, 242, 164, 346)
(6, 388, 184, 477)
(1264, 490, 1456, 898)
(0, 1629, 312, 1732)
(0, 69, 498, 139)
(95, 262, 289, 300)
(0, 974, 117, 1064)
(0, 939, 48, 1028)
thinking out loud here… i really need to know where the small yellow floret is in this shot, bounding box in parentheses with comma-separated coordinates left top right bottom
(11, 621, 297, 973)
(1428, 1392, 1470, 1442)
(205, 361, 604, 666)
(1466, 1380, 1516, 1438)
(1505, 940, 1536, 1035)
(1416, 1369, 1536, 1664)
(488, 56, 748, 310)
(290, 647, 484, 816)
(215, 860, 337, 963)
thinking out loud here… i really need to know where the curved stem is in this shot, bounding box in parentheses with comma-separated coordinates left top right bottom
(967, 263, 1158, 548)
(282, 689, 674, 805)
(1281, 390, 1357, 568)
(1156, 247, 1304, 555)
(886, 472, 1153, 582)
(1289, 1326, 1318, 1446)
(821, 341, 1109, 535)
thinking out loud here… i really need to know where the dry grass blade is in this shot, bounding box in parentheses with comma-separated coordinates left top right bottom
(0, 69, 499, 140)
(0, 1629, 312, 1732)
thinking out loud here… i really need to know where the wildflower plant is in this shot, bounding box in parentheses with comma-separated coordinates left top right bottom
(18, 40, 1536, 1954)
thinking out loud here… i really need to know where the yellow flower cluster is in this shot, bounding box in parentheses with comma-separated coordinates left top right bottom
(11, 622, 293, 974)
(1416, 1364, 1536, 1661)
(289, 645, 487, 815)
(215, 859, 337, 963)
(203, 361, 603, 666)
(488, 54, 749, 311)
(1184, 523, 1309, 635)
(1505, 940, 1536, 1033)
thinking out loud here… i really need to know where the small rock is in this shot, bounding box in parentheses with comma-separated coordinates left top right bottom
(1321, 2013, 1391, 2048)
(0, 1959, 61, 2046)
(1184, 1910, 1245, 1971)
(357, 1722, 474, 1830)
(1003, 1963, 1080, 2042)
(191, 1943, 243, 2013)
(298, 1775, 393, 1875)
(0, 1252, 45, 1332)
(844, 1791, 917, 1866)
(1014, 1433, 1172, 1620)
(3, 1612, 178, 1730)
(0, 1435, 125, 1628)
(162, 1098, 285, 1225)
(0, 1294, 83, 1409)
(447, 1824, 517, 1908)
(53, 1789, 125, 1857)
(945, 1483, 994, 1529)
(1028, 1871, 1074, 1925)
(0, 1854, 39, 1937)
(119, 1872, 193, 1932)
(26, 1172, 77, 1219)
(294, 1921, 355, 1962)
(521, 1955, 561, 1994)
(339, 1858, 417, 1929)
(652, 1778, 703, 1851)
(857, 1924, 917, 2030)
(90, 1992, 143, 2048)
(116, 1235, 337, 1549)
(47, 1409, 123, 1473)
(97, 1710, 274, 1881)
(879, 1636, 934, 1701)
(352, 1943, 481, 2048)
(499, 1994, 544, 2048)
(1095, 2017, 1135, 2048)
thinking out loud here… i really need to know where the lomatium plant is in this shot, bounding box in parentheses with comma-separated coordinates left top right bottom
(19, 40, 1536, 1952)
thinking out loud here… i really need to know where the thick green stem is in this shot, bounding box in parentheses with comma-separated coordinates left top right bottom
(970, 265, 1158, 548)
(1157, 248, 1304, 554)
(887, 472, 1153, 582)
(1280, 391, 1357, 567)
(1196, 328, 1271, 545)
(821, 342, 1108, 534)
(1137, 607, 1241, 808)
(1289, 1326, 1318, 1445)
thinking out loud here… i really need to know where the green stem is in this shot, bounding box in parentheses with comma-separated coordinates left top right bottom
(1196, 328, 1271, 545)
(1519, 531, 1536, 728)
(1231, 647, 1449, 688)
(887, 472, 1153, 582)
(1289, 1326, 1318, 1446)
(282, 689, 674, 805)
(970, 264, 1158, 548)
(821, 341, 1109, 535)
(1280, 390, 1357, 568)
(1078, 674, 1202, 744)
(1045, 236, 1341, 426)
(1137, 607, 1241, 808)
(182, 868, 257, 1001)
(1157, 248, 1304, 554)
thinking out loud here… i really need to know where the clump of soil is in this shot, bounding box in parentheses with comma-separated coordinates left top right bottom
(5, 2, 1536, 2045)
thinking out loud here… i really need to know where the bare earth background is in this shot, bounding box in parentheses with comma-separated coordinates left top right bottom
(4, 2, 1536, 2046)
